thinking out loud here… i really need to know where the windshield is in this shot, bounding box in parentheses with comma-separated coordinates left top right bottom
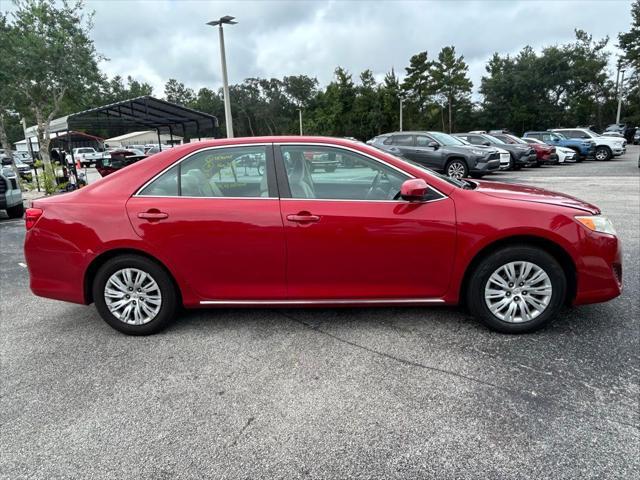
(428, 131, 467, 146)
(506, 135, 528, 144)
(585, 129, 600, 138)
(483, 134, 506, 145)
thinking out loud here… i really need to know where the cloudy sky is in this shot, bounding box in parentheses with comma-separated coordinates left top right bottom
(38, 0, 640, 95)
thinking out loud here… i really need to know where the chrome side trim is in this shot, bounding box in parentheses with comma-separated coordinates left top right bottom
(132, 140, 449, 202)
(276, 141, 452, 198)
(133, 195, 278, 200)
(199, 298, 446, 305)
(279, 194, 447, 205)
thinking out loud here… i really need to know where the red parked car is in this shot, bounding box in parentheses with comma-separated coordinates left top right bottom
(24, 137, 622, 335)
(492, 133, 559, 166)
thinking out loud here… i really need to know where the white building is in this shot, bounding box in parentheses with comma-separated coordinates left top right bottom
(14, 138, 39, 152)
(105, 131, 183, 148)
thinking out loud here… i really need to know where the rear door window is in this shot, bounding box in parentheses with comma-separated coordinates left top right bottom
(392, 135, 414, 146)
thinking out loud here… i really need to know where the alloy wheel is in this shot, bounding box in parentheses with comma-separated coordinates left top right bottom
(484, 261, 552, 323)
(104, 268, 162, 325)
(447, 161, 466, 179)
(595, 147, 609, 161)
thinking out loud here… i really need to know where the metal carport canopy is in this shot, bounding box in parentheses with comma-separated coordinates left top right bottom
(24, 96, 219, 140)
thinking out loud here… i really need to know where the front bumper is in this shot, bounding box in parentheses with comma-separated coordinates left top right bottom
(613, 146, 626, 156)
(498, 153, 511, 169)
(471, 157, 501, 174)
(541, 153, 559, 164)
(515, 152, 537, 166)
(573, 230, 622, 305)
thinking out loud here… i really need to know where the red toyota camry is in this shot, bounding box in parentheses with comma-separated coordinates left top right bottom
(24, 136, 622, 335)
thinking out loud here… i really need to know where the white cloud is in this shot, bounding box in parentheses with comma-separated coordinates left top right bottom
(8, 0, 635, 96)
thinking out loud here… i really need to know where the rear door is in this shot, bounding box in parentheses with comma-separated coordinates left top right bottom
(275, 143, 457, 300)
(387, 134, 415, 160)
(126, 144, 287, 301)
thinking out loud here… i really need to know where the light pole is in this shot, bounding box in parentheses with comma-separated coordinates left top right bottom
(399, 97, 404, 132)
(616, 68, 625, 125)
(298, 108, 303, 135)
(207, 15, 237, 138)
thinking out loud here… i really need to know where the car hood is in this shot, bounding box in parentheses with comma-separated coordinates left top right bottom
(472, 179, 600, 214)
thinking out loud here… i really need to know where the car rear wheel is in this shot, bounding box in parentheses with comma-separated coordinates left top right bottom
(93, 254, 178, 335)
(594, 146, 612, 161)
(445, 159, 469, 179)
(6, 203, 24, 219)
(466, 246, 566, 333)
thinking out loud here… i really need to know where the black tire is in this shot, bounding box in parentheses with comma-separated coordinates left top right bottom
(466, 246, 566, 334)
(594, 146, 612, 161)
(445, 159, 469, 179)
(93, 254, 178, 335)
(569, 148, 583, 162)
(6, 203, 24, 219)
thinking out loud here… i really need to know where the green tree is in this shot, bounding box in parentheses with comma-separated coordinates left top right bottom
(164, 78, 195, 106)
(402, 51, 435, 128)
(10, 0, 103, 167)
(379, 68, 402, 132)
(0, 13, 23, 182)
(430, 46, 473, 132)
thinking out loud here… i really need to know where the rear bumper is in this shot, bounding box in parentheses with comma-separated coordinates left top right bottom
(24, 228, 89, 305)
(573, 231, 622, 305)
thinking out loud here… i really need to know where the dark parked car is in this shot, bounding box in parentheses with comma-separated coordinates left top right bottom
(96, 149, 147, 177)
(454, 133, 537, 170)
(368, 131, 501, 179)
(491, 133, 558, 166)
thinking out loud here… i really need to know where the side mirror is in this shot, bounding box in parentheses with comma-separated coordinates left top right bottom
(428, 141, 439, 149)
(400, 178, 429, 202)
(483, 141, 491, 146)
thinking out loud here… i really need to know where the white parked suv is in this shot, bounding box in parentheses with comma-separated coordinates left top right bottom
(551, 128, 626, 161)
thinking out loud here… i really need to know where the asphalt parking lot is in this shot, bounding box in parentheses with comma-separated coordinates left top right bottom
(1, 147, 638, 479)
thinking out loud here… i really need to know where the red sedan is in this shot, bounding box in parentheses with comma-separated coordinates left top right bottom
(24, 137, 622, 335)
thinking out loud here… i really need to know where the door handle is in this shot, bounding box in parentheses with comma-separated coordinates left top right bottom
(287, 213, 320, 223)
(138, 210, 169, 220)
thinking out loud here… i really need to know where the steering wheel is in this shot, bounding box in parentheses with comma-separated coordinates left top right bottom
(365, 171, 383, 199)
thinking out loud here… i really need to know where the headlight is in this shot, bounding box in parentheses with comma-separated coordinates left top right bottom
(575, 215, 617, 235)
(471, 149, 486, 155)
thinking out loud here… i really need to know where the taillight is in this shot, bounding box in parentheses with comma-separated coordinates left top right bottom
(25, 208, 43, 231)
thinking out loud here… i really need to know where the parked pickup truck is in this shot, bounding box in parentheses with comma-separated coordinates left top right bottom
(72, 147, 104, 167)
(523, 131, 594, 161)
(550, 128, 625, 161)
(0, 167, 24, 218)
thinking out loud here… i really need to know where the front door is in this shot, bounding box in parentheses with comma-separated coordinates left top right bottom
(412, 134, 444, 169)
(126, 144, 286, 301)
(276, 144, 457, 300)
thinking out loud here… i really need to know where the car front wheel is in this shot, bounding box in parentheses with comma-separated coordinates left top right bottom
(466, 246, 566, 333)
(594, 146, 612, 161)
(93, 254, 178, 335)
(445, 159, 469, 179)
